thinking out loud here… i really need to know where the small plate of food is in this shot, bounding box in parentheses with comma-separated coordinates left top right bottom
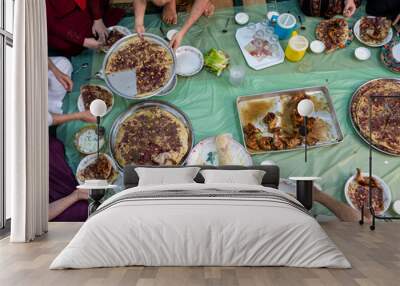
(316, 17, 352, 53)
(74, 125, 105, 155)
(381, 39, 400, 73)
(77, 84, 114, 116)
(186, 133, 252, 166)
(175, 46, 204, 77)
(101, 26, 131, 52)
(76, 153, 119, 185)
(354, 16, 393, 47)
(344, 168, 392, 215)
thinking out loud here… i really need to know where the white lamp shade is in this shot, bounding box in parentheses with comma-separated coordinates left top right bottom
(297, 99, 314, 117)
(90, 99, 108, 117)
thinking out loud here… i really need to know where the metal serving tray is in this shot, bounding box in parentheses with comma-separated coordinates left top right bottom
(101, 33, 177, 100)
(236, 86, 344, 155)
(349, 78, 400, 156)
(109, 100, 194, 171)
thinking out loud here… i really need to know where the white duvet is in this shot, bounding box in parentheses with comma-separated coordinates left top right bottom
(50, 183, 351, 269)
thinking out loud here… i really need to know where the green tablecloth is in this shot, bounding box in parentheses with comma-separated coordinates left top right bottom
(57, 1, 400, 215)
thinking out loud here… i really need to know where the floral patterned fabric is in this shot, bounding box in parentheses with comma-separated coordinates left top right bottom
(299, 0, 361, 18)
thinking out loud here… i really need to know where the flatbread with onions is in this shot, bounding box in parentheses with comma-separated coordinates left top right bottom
(351, 79, 400, 155)
(114, 107, 189, 166)
(105, 37, 174, 97)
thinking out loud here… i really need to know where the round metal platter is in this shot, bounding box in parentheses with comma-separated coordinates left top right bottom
(109, 100, 194, 171)
(349, 78, 400, 156)
(102, 33, 177, 100)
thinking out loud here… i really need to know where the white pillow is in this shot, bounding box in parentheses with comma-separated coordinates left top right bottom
(136, 167, 200, 186)
(200, 169, 266, 185)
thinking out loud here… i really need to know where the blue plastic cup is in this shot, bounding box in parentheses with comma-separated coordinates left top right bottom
(274, 13, 297, 40)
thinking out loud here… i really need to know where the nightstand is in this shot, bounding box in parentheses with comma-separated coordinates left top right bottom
(289, 177, 321, 210)
(77, 181, 118, 215)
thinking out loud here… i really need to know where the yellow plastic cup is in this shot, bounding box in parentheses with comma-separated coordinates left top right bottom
(285, 32, 309, 62)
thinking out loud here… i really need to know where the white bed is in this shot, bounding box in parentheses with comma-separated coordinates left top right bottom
(50, 183, 350, 269)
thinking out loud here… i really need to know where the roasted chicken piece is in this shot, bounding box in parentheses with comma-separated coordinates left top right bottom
(283, 135, 302, 149)
(263, 112, 281, 132)
(258, 136, 274, 151)
(243, 123, 261, 137)
(355, 168, 380, 188)
(245, 134, 261, 151)
(273, 132, 286, 150)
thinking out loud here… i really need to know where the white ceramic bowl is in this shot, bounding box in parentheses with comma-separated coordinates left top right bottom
(355, 47, 371, 61)
(235, 12, 249, 25)
(84, 179, 108, 187)
(267, 11, 279, 22)
(166, 29, 179, 41)
(310, 40, 325, 54)
(393, 200, 400, 215)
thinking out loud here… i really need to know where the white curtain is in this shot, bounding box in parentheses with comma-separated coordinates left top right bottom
(8, 0, 49, 242)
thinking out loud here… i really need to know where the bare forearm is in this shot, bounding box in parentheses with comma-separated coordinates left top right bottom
(51, 113, 80, 126)
(48, 58, 57, 73)
(180, 0, 208, 34)
(133, 0, 147, 28)
(314, 189, 369, 222)
(49, 191, 78, 220)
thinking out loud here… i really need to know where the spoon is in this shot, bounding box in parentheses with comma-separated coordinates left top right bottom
(298, 15, 306, 30)
(73, 63, 89, 74)
(222, 18, 230, 33)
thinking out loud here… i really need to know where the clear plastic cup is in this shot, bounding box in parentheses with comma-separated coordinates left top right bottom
(247, 22, 257, 31)
(229, 65, 246, 86)
(265, 26, 274, 36)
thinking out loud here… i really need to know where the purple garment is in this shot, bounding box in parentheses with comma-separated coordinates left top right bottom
(49, 135, 88, 221)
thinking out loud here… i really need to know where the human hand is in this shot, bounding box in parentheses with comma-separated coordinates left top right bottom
(394, 14, 400, 26)
(54, 70, 73, 92)
(83, 37, 102, 50)
(135, 24, 145, 38)
(343, 0, 357, 18)
(74, 189, 89, 201)
(169, 30, 184, 50)
(77, 110, 97, 123)
(92, 19, 109, 44)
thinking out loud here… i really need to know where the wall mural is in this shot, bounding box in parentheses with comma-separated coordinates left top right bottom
(47, 0, 400, 223)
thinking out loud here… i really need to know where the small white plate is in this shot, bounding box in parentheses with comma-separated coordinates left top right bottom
(353, 17, 393, 47)
(354, 47, 371, 61)
(175, 46, 204, 77)
(101, 26, 131, 52)
(393, 200, 400, 215)
(186, 136, 252, 166)
(74, 125, 105, 155)
(235, 12, 249, 25)
(310, 40, 325, 54)
(344, 172, 392, 215)
(77, 84, 114, 115)
(76, 153, 119, 185)
(392, 42, 400, 62)
(167, 29, 179, 41)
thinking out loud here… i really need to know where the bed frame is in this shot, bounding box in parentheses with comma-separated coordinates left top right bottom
(123, 165, 280, 189)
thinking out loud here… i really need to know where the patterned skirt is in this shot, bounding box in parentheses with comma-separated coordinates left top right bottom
(299, 0, 361, 18)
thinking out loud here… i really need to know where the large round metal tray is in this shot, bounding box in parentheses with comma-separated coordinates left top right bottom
(349, 78, 400, 156)
(101, 33, 177, 100)
(109, 100, 194, 171)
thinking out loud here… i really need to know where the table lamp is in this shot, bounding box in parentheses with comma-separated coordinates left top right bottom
(297, 99, 314, 162)
(89, 99, 107, 161)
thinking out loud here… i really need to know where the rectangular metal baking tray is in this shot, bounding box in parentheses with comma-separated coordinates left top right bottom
(236, 86, 344, 155)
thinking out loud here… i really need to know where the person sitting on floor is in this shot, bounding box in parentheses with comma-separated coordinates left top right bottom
(299, 0, 360, 18)
(133, 0, 215, 49)
(366, 0, 400, 21)
(46, 0, 125, 57)
(48, 57, 96, 221)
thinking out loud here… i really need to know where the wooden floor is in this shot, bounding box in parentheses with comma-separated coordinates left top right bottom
(1, 222, 399, 286)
